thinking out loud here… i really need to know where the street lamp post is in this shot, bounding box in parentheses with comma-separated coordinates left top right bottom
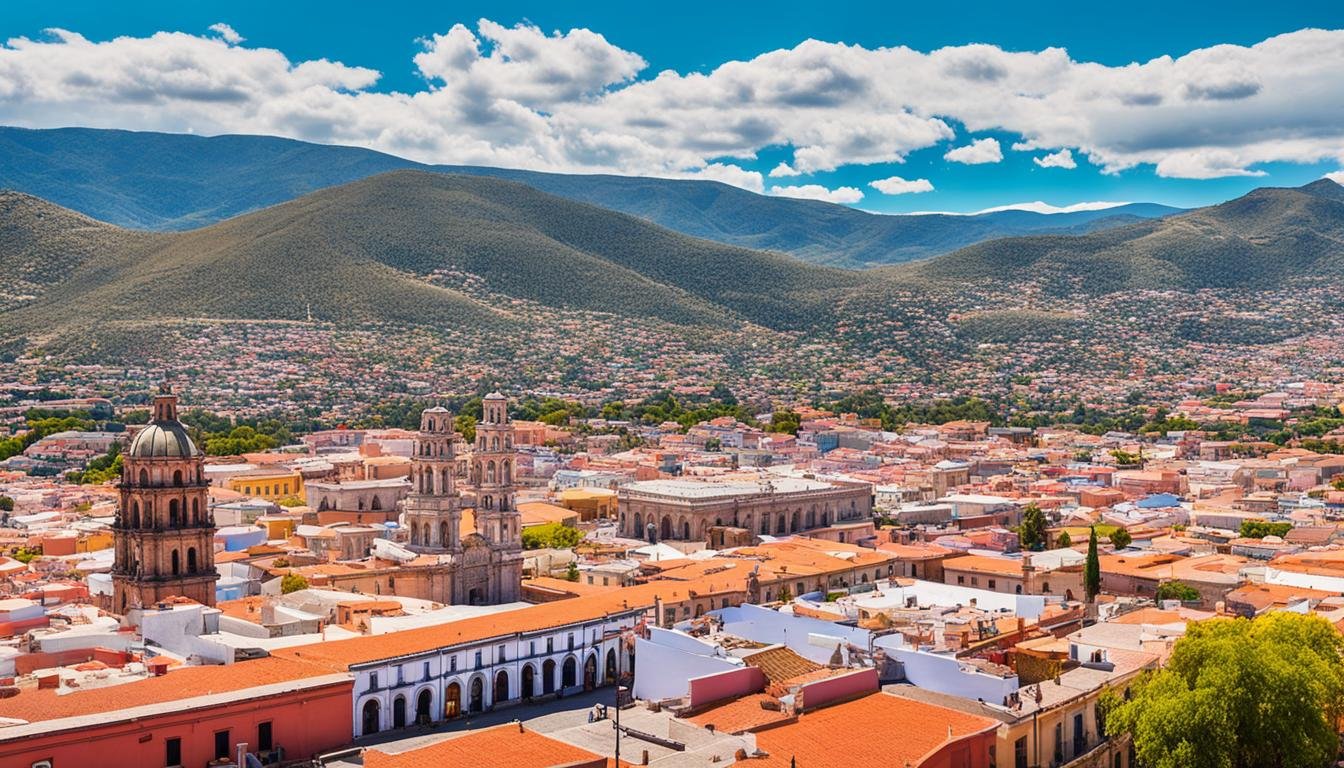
(615, 684, 628, 766)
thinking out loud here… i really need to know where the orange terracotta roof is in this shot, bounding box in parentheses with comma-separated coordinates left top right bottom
(752, 692, 997, 767)
(940, 554, 1027, 576)
(687, 694, 790, 733)
(0, 656, 333, 724)
(362, 723, 605, 768)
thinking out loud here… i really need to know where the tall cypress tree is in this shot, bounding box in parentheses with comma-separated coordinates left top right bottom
(1085, 525, 1101, 601)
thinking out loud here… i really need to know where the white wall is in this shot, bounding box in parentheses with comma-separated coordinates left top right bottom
(647, 626, 726, 657)
(712, 604, 871, 665)
(633, 637, 740, 701)
(875, 635, 1018, 703)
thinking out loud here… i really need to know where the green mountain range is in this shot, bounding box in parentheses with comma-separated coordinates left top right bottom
(0, 126, 1179, 268)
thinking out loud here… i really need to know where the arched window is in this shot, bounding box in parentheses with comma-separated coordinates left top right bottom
(192, 498, 200, 524)
(440, 522, 450, 547)
(486, 461, 496, 484)
(491, 436, 500, 451)
(171, 549, 180, 575)
(371, 495, 382, 511)
(502, 461, 511, 484)
(187, 547, 198, 573)
(130, 501, 140, 528)
(139, 468, 149, 485)
(173, 470, 183, 486)
(169, 499, 180, 527)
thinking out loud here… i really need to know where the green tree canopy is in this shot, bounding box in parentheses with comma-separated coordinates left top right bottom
(1018, 503, 1047, 551)
(280, 572, 309, 594)
(1239, 519, 1292, 539)
(1109, 528, 1133, 549)
(521, 522, 581, 551)
(1054, 530, 1072, 548)
(1109, 612, 1344, 768)
(1155, 580, 1201, 602)
(1084, 526, 1101, 601)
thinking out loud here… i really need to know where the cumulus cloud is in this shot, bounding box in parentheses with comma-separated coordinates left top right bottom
(943, 137, 1002, 164)
(768, 184, 865, 204)
(974, 200, 1128, 214)
(2, 24, 1344, 186)
(208, 23, 243, 45)
(1325, 171, 1344, 185)
(1034, 148, 1077, 169)
(869, 175, 934, 195)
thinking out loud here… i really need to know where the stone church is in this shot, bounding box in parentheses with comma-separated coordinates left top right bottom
(112, 385, 218, 615)
(403, 393, 523, 604)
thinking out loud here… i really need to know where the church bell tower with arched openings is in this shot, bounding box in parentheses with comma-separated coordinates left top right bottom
(468, 392, 523, 603)
(404, 406, 463, 553)
(112, 384, 217, 615)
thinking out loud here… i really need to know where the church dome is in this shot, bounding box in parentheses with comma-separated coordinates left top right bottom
(127, 421, 198, 458)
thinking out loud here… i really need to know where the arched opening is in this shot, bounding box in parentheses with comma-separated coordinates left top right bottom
(584, 654, 597, 690)
(494, 669, 509, 705)
(371, 496, 382, 511)
(169, 499, 180, 527)
(791, 510, 801, 532)
(562, 656, 577, 689)
(173, 470, 183, 486)
(660, 516, 672, 541)
(542, 659, 557, 694)
(605, 648, 618, 684)
(130, 501, 140, 528)
(392, 695, 407, 728)
(486, 461, 496, 484)
(633, 513, 642, 537)
(522, 664, 536, 699)
(416, 689, 432, 724)
(439, 522, 450, 548)
(139, 468, 149, 486)
(187, 547, 197, 574)
(760, 516, 769, 535)
(469, 676, 484, 712)
(807, 507, 816, 528)
(681, 520, 691, 540)
(444, 682, 461, 719)
(362, 699, 380, 735)
(776, 514, 786, 535)
(491, 436, 500, 451)
(502, 461, 511, 483)
(191, 498, 199, 524)
(423, 523, 431, 546)
(170, 549, 180, 576)
(821, 511, 830, 526)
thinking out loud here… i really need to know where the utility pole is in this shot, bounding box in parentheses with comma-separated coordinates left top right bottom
(614, 684, 627, 766)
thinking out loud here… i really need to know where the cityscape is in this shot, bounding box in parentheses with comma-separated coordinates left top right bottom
(2, 3, 1344, 768)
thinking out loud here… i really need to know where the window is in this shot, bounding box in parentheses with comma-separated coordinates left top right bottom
(370, 672, 379, 690)
(165, 737, 182, 767)
(971, 577, 979, 586)
(449, 655, 457, 672)
(422, 661, 430, 679)
(546, 637, 554, 653)
(1014, 737, 1028, 768)
(257, 721, 273, 752)
(214, 729, 231, 760)
(474, 650, 482, 669)
(567, 633, 575, 650)
(498, 644, 506, 662)
(957, 575, 965, 585)
(988, 579, 997, 590)
(529, 640, 536, 655)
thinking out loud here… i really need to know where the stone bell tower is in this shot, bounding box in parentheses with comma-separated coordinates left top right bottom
(404, 405, 463, 553)
(469, 392, 523, 603)
(112, 384, 217, 614)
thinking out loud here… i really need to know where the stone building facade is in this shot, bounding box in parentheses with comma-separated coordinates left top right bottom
(112, 385, 218, 613)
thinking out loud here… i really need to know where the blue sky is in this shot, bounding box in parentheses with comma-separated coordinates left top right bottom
(3, 1, 1343, 212)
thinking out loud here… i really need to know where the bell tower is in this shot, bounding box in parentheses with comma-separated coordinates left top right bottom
(469, 392, 523, 602)
(404, 406, 463, 553)
(113, 384, 217, 615)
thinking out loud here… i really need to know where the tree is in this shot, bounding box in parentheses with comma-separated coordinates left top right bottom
(1054, 531, 1072, 548)
(1156, 580, 1200, 602)
(11, 545, 41, 564)
(455, 414, 477, 443)
(769, 410, 801, 435)
(280, 572, 308, 594)
(0, 496, 12, 512)
(1239, 519, 1292, 539)
(1084, 527, 1101, 601)
(1109, 528, 1132, 549)
(564, 561, 580, 582)
(277, 495, 305, 507)
(1333, 476, 1344, 491)
(521, 522, 581, 551)
(1108, 612, 1344, 768)
(1019, 504, 1047, 551)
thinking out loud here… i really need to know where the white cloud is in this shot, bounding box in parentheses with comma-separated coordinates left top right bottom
(1034, 148, 1077, 169)
(869, 175, 934, 195)
(2, 25, 1344, 184)
(668, 163, 764, 193)
(974, 200, 1128, 214)
(208, 23, 243, 46)
(1325, 171, 1344, 185)
(943, 137, 1002, 164)
(768, 184, 865, 204)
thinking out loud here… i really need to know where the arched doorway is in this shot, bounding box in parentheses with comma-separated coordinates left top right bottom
(522, 664, 536, 699)
(633, 513, 642, 537)
(469, 676, 484, 713)
(416, 689, 432, 724)
(584, 654, 598, 690)
(392, 695, 407, 728)
(562, 656, 577, 689)
(494, 670, 509, 706)
(362, 699, 380, 735)
(444, 682, 461, 719)
(542, 659, 557, 694)
(681, 520, 691, 539)
(660, 516, 672, 541)
(790, 511, 801, 532)
(605, 648, 618, 684)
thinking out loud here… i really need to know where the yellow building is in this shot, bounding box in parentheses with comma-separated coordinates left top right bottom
(557, 487, 617, 521)
(226, 470, 305, 502)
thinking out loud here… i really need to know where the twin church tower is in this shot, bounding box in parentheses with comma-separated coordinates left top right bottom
(113, 386, 522, 613)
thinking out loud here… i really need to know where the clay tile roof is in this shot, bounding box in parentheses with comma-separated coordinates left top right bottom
(362, 723, 607, 768)
(751, 692, 998, 767)
(742, 646, 822, 687)
(687, 693, 791, 734)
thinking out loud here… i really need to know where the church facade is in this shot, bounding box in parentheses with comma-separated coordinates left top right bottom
(112, 385, 219, 614)
(403, 393, 523, 605)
